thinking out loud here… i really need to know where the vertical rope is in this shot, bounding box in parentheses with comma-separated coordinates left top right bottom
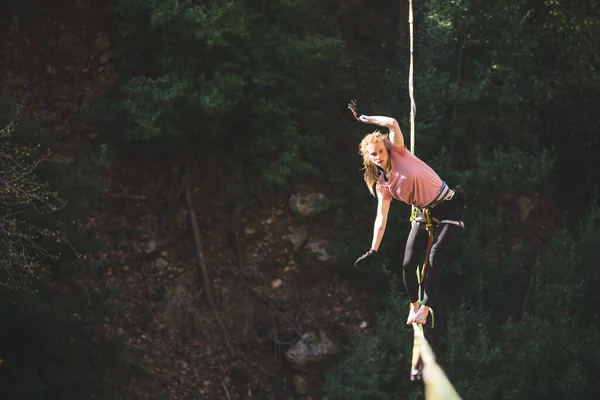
(408, 0, 416, 154)
(408, 0, 418, 251)
(407, 4, 462, 398)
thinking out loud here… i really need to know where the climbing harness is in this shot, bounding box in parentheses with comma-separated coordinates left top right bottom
(409, 206, 436, 328)
(410, 208, 436, 381)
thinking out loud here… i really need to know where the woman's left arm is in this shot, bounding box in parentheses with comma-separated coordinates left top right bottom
(347, 100, 404, 147)
(359, 115, 405, 148)
(370, 195, 391, 251)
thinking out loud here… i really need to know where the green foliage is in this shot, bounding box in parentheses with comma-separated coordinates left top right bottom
(438, 148, 556, 240)
(414, 0, 600, 200)
(323, 290, 423, 400)
(4, 0, 598, 398)
(325, 1, 600, 397)
(92, 0, 354, 187)
(0, 103, 123, 399)
(0, 286, 129, 400)
(443, 206, 600, 400)
(0, 102, 107, 286)
(325, 206, 600, 400)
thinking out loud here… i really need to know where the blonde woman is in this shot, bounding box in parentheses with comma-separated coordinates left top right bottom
(348, 100, 465, 325)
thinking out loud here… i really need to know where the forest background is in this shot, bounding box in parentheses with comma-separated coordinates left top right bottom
(1, 0, 599, 399)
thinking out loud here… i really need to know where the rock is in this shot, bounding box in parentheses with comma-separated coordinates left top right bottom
(271, 278, 283, 289)
(73, 0, 90, 9)
(95, 31, 111, 51)
(46, 65, 57, 75)
(287, 225, 308, 249)
(144, 239, 157, 254)
(283, 262, 295, 273)
(176, 210, 189, 227)
(359, 321, 368, 329)
(100, 52, 111, 64)
(293, 374, 309, 394)
(516, 197, 534, 220)
(132, 240, 157, 254)
(285, 330, 340, 371)
(155, 258, 169, 268)
(305, 239, 331, 262)
(288, 193, 328, 217)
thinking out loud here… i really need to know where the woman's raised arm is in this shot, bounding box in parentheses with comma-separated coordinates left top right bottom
(347, 100, 405, 147)
(359, 115, 404, 148)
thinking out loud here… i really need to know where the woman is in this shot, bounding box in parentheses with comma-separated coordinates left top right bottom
(348, 100, 465, 325)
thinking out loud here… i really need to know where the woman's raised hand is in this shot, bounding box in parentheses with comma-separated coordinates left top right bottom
(347, 99, 362, 121)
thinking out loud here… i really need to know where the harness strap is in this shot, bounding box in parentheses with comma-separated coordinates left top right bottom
(419, 209, 435, 283)
(416, 208, 436, 328)
(425, 181, 453, 209)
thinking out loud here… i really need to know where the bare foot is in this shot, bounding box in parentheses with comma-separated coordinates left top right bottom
(406, 302, 420, 325)
(413, 305, 431, 325)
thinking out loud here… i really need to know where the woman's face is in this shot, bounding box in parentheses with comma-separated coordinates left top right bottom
(365, 141, 388, 168)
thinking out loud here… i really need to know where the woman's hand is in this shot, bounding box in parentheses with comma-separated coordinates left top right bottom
(354, 249, 377, 267)
(349, 103, 405, 147)
(348, 99, 364, 121)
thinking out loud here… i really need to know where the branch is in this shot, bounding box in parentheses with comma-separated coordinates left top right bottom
(220, 378, 232, 400)
(521, 249, 540, 321)
(103, 192, 147, 200)
(183, 173, 236, 358)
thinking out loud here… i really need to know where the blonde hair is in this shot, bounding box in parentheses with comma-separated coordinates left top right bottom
(358, 130, 391, 196)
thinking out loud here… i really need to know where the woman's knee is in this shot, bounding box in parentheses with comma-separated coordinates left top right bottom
(427, 248, 442, 269)
(402, 225, 428, 269)
(429, 224, 460, 266)
(402, 246, 424, 270)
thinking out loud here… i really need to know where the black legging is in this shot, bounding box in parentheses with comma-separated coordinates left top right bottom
(402, 222, 461, 308)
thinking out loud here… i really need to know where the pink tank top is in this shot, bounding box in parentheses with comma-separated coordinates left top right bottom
(376, 144, 443, 207)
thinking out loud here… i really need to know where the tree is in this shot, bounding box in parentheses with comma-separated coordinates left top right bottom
(0, 104, 65, 290)
(93, 0, 354, 188)
(325, 1, 600, 398)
